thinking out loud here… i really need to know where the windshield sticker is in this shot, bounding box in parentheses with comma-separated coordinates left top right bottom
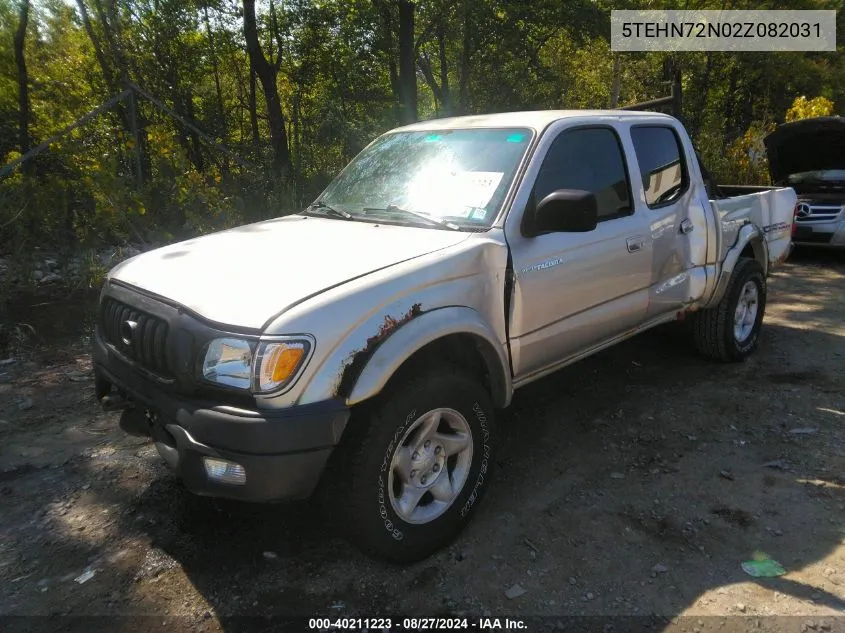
(506, 133, 526, 143)
(455, 171, 504, 209)
(406, 170, 504, 218)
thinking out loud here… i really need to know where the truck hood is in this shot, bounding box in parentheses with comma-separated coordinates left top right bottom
(764, 116, 845, 184)
(109, 215, 470, 330)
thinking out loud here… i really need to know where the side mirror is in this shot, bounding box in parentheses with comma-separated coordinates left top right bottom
(532, 189, 599, 235)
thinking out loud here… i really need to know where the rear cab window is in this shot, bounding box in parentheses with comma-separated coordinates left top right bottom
(630, 126, 689, 207)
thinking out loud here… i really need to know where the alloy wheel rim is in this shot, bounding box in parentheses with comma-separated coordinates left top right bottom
(387, 408, 473, 524)
(733, 281, 759, 343)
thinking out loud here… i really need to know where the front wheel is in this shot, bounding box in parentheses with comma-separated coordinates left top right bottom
(691, 257, 767, 362)
(335, 365, 496, 563)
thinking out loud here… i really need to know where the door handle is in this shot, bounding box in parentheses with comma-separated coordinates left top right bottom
(680, 218, 695, 234)
(626, 237, 644, 253)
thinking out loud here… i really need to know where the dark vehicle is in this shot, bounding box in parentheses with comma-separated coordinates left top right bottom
(764, 116, 845, 248)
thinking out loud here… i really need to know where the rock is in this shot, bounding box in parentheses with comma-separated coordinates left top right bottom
(610, 472, 626, 480)
(33, 270, 44, 281)
(262, 551, 278, 560)
(0, 358, 17, 367)
(18, 397, 34, 411)
(789, 427, 818, 436)
(39, 273, 62, 285)
(133, 549, 177, 581)
(652, 563, 668, 573)
(736, 603, 747, 613)
(45, 259, 58, 270)
(505, 584, 526, 600)
(763, 459, 789, 470)
(719, 470, 734, 481)
(569, 577, 577, 585)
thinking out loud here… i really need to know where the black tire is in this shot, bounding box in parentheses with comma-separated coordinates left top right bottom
(333, 365, 495, 563)
(691, 257, 767, 362)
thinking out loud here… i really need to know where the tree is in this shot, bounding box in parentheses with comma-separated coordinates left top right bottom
(242, 0, 290, 175)
(1, 0, 844, 254)
(396, 0, 416, 123)
(785, 95, 835, 122)
(13, 0, 29, 158)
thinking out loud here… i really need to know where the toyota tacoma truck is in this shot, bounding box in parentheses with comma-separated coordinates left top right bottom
(94, 110, 797, 562)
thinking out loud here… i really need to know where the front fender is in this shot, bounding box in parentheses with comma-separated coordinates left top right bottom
(343, 306, 513, 408)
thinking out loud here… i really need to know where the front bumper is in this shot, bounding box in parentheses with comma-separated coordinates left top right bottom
(93, 285, 350, 502)
(793, 219, 845, 248)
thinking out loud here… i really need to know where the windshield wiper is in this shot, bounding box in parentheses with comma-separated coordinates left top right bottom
(306, 200, 354, 220)
(363, 204, 460, 231)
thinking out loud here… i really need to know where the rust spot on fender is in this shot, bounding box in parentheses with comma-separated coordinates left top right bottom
(334, 303, 423, 398)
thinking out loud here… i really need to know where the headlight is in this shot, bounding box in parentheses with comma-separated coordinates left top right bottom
(201, 337, 311, 393)
(202, 338, 254, 389)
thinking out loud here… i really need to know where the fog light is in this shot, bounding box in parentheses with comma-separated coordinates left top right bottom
(203, 457, 247, 485)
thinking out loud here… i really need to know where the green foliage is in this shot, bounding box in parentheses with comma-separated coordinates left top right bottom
(0, 0, 843, 250)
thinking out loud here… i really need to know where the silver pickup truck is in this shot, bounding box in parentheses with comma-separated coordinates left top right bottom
(93, 110, 796, 562)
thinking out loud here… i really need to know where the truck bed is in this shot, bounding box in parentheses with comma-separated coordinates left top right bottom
(710, 187, 797, 269)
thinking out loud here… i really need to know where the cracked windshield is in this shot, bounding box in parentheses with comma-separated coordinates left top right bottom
(318, 128, 532, 229)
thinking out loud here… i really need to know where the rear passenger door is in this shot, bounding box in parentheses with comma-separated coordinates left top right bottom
(506, 124, 653, 381)
(628, 124, 709, 318)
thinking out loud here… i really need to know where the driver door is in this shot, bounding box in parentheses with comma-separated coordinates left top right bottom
(505, 123, 653, 382)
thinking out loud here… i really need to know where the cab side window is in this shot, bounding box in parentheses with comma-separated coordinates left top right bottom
(533, 127, 633, 222)
(630, 126, 689, 207)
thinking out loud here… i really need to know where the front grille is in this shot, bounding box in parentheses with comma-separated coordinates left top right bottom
(101, 297, 173, 377)
(795, 203, 843, 223)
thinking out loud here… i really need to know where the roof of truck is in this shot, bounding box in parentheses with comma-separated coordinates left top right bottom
(392, 109, 677, 133)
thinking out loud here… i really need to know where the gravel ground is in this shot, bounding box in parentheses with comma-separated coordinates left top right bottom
(1, 249, 844, 633)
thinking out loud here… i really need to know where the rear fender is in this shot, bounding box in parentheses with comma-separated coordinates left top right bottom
(705, 224, 768, 308)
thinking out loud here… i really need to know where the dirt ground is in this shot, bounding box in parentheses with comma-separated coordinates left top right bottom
(1, 249, 844, 633)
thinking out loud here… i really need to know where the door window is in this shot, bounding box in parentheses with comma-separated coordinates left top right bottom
(533, 127, 633, 222)
(630, 126, 689, 207)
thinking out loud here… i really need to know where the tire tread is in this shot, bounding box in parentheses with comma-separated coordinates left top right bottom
(332, 363, 493, 563)
(691, 257, 765, 362)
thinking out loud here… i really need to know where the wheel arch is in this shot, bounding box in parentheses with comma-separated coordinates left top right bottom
(342, 307, 513, 409)
(706, 224, 769, 308)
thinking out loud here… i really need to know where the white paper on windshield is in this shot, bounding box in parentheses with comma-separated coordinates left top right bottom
(407, 170, 504, 219)
(455, 171, 504, 209)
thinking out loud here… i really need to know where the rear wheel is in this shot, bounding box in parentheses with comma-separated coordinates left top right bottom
(691, 257, 767, 362)
(334, 365, 495, 563)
